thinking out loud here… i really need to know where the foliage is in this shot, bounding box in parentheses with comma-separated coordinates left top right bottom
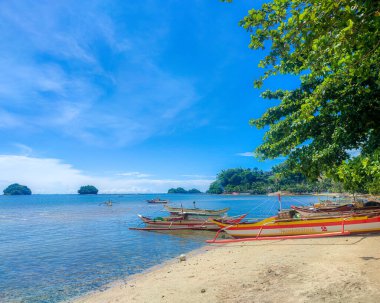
(335, 151, 380, 194)
(78, 185, 98, 195)
(187, 188, 202, 194)
(208, 167, 342, 194)
(3, 183, 32, 195)
(206, 181, 224, 194)
(232, 0, 380, 189)
(167, 187, 202, 194)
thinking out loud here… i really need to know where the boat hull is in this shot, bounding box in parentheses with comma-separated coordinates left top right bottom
(138, 215, 219, 231)
(164, 205, 229, 216)
(147, 199, 169, 204)
(213, 215, 380, 238)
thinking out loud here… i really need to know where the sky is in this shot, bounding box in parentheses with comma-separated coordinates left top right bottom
(0, 0, 299, 194)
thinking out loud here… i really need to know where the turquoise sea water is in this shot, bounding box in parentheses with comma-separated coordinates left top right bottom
(0, 194, 319, 303)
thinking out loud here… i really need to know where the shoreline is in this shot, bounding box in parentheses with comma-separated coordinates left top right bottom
(72, 234, 380, 303)
(69, 244, 214, 302)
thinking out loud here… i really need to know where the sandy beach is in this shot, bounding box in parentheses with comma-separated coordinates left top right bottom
(73, 234, 380, 303)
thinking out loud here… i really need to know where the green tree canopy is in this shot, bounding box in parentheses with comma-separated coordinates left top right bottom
(207, 167, 340, 194)
(206, 181, 224, 194)
(167, 187, 202, 194)
(232, 0, 380, 193)
(78, 185, 98, 195)
(3, 183, 32, 195)
(187, 188, 202, 194)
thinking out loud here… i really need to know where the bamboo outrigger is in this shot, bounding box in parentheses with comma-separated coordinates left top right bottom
(164, 205, 229, 216)
(291, 201, 380, 218)
(130, 214, 247, 232)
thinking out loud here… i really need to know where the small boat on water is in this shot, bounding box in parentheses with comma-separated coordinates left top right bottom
(134, 214, 220, 230)
(130, 213, 247, 231)
(164, 205, 229, 217)
(209, 209, 380, 241)
(146, 198, 169, 204)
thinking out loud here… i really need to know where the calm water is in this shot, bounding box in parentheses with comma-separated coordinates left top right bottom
(0, 194, 320, 303)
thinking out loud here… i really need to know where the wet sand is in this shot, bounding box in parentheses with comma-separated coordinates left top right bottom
(73, 234, 380, 303)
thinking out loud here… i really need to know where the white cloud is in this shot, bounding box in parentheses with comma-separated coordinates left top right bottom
(181, 174, 215, 179)
(0, 1, 200, 147)
(12, 143, 33, 156)
(116, 172, 152, 178)
(0, 155, 212, 194)
(236, 152, 254, 157)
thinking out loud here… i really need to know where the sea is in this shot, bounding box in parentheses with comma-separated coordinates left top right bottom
(0, 194, 322, 303)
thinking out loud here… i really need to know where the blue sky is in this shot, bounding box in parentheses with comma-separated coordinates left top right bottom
(0, 0, 298, 193)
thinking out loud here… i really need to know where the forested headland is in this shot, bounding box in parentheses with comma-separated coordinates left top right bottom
(207, 167, 343, 195)
(168, 187, 202, 194)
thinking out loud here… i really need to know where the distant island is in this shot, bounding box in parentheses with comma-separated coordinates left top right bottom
(3, 183, 32, 195)
(207, 167, 344, 195)
(78, 185, 99, 195)
(167, 187, 202, 194)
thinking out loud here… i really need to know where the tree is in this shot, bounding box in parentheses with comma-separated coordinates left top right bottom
(233, 0, 380, 189)
(3, 183, 32, 195)
(78, 185, 98, 195)
(207, 166, 342, 194)
(187, 188, 202, 194)
(336, 151, 380, 194)
(167, 187, 202, 193)
(207, 181, 224, 194)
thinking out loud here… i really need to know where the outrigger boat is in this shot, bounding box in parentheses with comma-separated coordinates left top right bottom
(290, 204, 354, 217)
(130, 213, 247, 231)
(133, 214, 220, 231)
(291, 201, 380, 218)
(164, 205, 229, 217)
(207, 210, 380, 243)
(146, 198, 169, 204)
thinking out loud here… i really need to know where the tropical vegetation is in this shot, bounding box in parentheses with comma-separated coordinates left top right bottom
(168, 187, 202, 194)
(78, 185, 99, 195)
(226, 0, 379, 194)
(3, 183, 32, 195)
(207, 167, 343, 194)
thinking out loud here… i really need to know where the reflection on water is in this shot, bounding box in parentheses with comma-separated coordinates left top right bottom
(0, 194, 319, 303)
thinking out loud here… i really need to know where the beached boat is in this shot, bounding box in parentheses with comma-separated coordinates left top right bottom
(291, 204, 354, 217)
(146, 198, 169, 204)
(210, 211, 380, 239)
(291, 201, 380, 218)
(164, 205, 229, 216)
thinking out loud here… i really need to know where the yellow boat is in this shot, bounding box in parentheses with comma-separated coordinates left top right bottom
(210, 211, 380, 240)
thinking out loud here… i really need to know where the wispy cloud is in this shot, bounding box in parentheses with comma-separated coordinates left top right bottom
(12, 143, 33, 156)
(181, 174, 216, 179)
(0, 155, 212, 194)
(236, 152, 254, 157)
(116, 172, 153, 178)
(0, 0, 200, 147)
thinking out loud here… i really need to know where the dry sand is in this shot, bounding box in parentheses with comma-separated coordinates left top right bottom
(73, 234, 380, 303)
